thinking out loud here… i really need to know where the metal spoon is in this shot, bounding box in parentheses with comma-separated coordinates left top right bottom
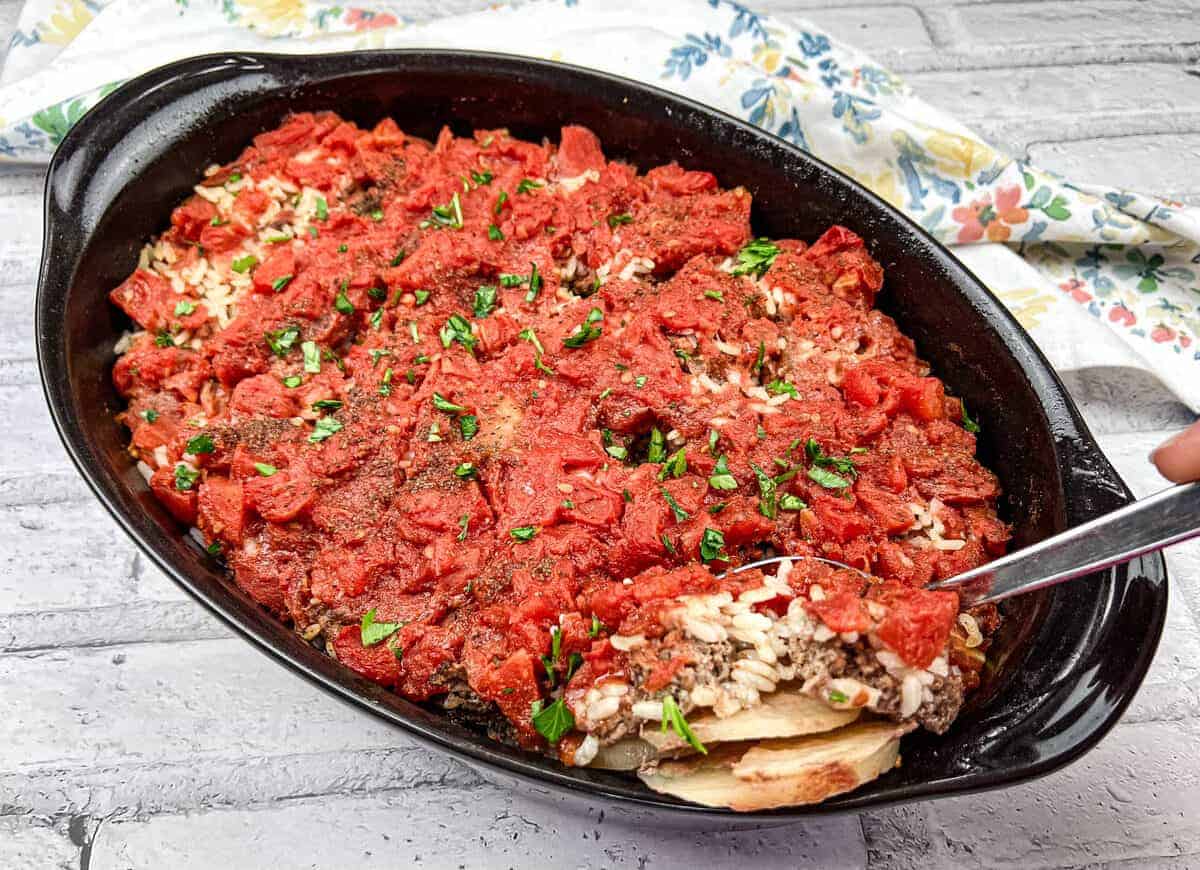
(730, 481, 1200, 607)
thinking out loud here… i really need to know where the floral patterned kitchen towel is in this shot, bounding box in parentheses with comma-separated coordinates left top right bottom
(3, 0, 1198, 409)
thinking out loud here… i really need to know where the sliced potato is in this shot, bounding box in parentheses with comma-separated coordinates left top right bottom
(588, 737, 659, 770)
(638, 721, 903, 810)
(640, 690, 860, 753)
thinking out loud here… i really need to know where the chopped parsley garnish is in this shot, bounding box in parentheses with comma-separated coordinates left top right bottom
(429, 192, 463, 229)
(301, 340, 321, 373)
(315, 196, 328, 221)
(368, 348, 392, 366)
(657, 448, 687, 481)
(635, 375, 647, 388)
(662, 534, 677, 554)
(254, 462, 277, 477)
(805, 438, 858, 480)
(360, 608, 400, 647)
(828, 688, 849, 704)
(439, 313, 477, 355)
(205, 541, 222, 557)
(271, 274, 293, 292)
(457, 514, 469, 542)
(961, 401, 981, 434)
(509, 525, 538, 542)
(703, 289, 724, 302)
(474, 285, 498, 318)
(337, 244, 348, 253)
(470, 169, 494, 186)
(453, 462, 477, 480)
(708, 455, 738, 490)
(606, 212, 633, 228)
(563, 307, 603, 348)
(186, 434, 214, 455)
(140, 409, 159, 423)
(707, 429, 720, 454)
(459, 415, 478, 441)
(334, 291, 354, 315)
(605, 444, 628, 461)
(283, 375, 302, 388)
(753, 341, 766, 374)
(312, 399, 342, 411)
(662, 694, 707, 754)
(750, 462, 778, 519)
(598, 387, 612, 400)
(210, 216, 226, 226)
(432, 392, 467, 414)
(231, 254, 257, 273)
(369, 309, 383, 331)
(174, 300, 196, 316)
(487, 223, 504, 241)
(731, 237, 780, 277)
(561, 499, 575, 510)
(530, 697, 574, 743)
(379, 368, 394, 397)
(499, 273, 525, 287)
(648, 428, 666, 464)
(174, 464, 199, 491)
(780, 493, 806, 511)
(699, 527, 728, 563)
(766, 379, 798, 399)
(516, 178, 543, 194)
(155, 331, 174, 348)
(708, 502, 727, 514)
(308, 417, 343, 443)
(525, 263, 542, 303)
(494, 190, 509, 215)
(807, 466, 852, 489)
(756, 425, 767, 440)
(390, 249, 406, 267)
(265, 326, 300, 357)
(369, 207, 385, 222)
(661, 488, 690, 522)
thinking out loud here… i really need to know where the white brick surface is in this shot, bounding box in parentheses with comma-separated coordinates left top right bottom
(2, 0, 1200, 867)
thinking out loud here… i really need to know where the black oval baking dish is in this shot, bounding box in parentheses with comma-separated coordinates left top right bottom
(35, 50, 1166, 820)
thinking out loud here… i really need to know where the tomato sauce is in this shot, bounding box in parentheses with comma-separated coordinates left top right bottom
(110, 113, 1008, 748)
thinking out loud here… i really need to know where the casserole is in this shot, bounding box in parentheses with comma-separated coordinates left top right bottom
(36, 50, 1166, 819)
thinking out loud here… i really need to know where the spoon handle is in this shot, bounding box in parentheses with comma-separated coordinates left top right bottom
(927, 481, 1200, 607)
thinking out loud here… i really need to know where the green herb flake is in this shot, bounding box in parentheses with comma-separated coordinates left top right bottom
(598, 387, 613, 400)
(390, 249, 406, 267)
(360, 608, 401, 647)
(432, 392, 468, 414)
(961, 401, 981, 434)
(414, 290, 430, 306)
(338, 243, 348, 253)
(205, 541, 222, 557)
(254, 462, 278, 477)
(334, 291, 354, 315)
(488, 223, 504, 241)
(588, 615, 605, 638)
(807, 466, 852, 489)
(457, 514, 469, 542)
(312, 399, 342, 412)
(174, 300, 197, 316)
(231, 254, 257, 273)
(647, 428, 666, 464)
(470, 169, 494, 186)
(369, 309, 383, 331)
(605, 444, 628, 461)
(622, 489, 633, 503)
(301, 340, 321, 373)
(270, 274, 293, 293)
(750, 462, 778, 519)
(283, 376, 302, 388)
(563, 307, 604, 348)
(530, 697, 574, 743)
(510, 525, 538, 542)
(186, 434, 215, 455)
(703, 289, 724, 302)
(662, 534, 677, 554)
(155, 331, 175, 348)
(634, 375, 647, 388)
(140, 409, 160, 423)
(753, 341, 766, 374)
(453, 462, 477, 480)
(766, 379, 798, 399)
(525, 262, 542, 303)
(439, 313, 477, 355)
(308, 417, 343, 443)
(730, 237, 780, 277)
(708, 455, 738, 491)
(699, 527, 728, 564)
(315, 196, 328, 221)
(459, 415, 478, 441)
(474, 285, 498, 318)
(661, 488, 690, 523)
(379, 368, 394, 397)
(662, 694, 707, 754)
(265, 326, 300, 357)
(516, 178, 543, 194)
(174, 464, 199, 492)
(494, 190, 509, 215)
(828, 688, 849, 704)
(606, 212, 633, 229)
(657, 448, 687, 481)
(779, 493, 806, 511)
(369, 207, 385, 222)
